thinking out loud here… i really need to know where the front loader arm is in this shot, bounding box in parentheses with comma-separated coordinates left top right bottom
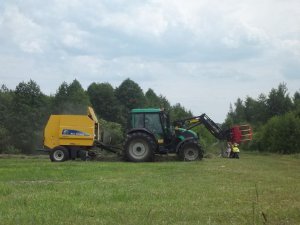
(173, 114, 227, 140)
(173, 114, 252, 143)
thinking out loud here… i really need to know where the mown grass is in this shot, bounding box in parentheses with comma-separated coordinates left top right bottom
(0, 153, 299, 225)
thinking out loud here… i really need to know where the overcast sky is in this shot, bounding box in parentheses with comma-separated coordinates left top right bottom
(0, 0, 300, 122)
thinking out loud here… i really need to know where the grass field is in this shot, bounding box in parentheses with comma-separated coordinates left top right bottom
(0, 153, 299, 225)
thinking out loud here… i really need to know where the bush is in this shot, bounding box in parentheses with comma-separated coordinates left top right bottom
(242, 129, 262, 151)
(99, 119, 124, 145)
(2, 145, 21, 154)
(192, 126, 218, 150)
(0, 125, 11, 153)
(258, 112, 300, 154)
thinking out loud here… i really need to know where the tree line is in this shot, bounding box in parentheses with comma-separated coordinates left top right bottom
(0, 79, 192, 154)
(1, 80, 299, 154)
(224, 83, 300, 154)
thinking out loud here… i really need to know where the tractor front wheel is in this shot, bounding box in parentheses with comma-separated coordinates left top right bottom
(179, 142, 203, 161)
(50, 146, 69, 162)
(124, 132, 156, 162)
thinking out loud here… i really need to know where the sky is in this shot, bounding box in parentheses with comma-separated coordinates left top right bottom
(0, 0, 300, 122)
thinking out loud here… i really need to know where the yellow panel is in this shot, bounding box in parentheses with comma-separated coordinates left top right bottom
(44, 114, 96, 149)
(59, 115, 94, 146)
(190, 119, 200, 123)
(87, 107, 98, 123)
(44, 115, 60, 149)
(59, 139, 94, 146)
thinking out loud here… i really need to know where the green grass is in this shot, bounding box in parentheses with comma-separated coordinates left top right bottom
(0, 153, 299, 225)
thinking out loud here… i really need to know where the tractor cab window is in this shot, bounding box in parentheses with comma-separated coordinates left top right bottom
(131, 113, 144, 128)
(145, 113, 163, 135)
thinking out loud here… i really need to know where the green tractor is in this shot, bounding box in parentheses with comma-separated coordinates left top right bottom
(123, 108, 228, 162)
(123, 108, 253, 162)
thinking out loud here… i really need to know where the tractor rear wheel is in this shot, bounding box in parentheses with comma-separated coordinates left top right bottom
(50, 146, 69, 162)
(179, 142, 203, 161)
(124, 132, 156, 162)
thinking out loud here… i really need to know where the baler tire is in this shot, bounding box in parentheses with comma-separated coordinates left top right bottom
(178, 142, 203, 161)
(124, 132, 156, 162)
(50, 146, 69, 162)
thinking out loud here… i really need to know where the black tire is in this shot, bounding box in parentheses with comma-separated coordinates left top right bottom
(50, 146, 69, 162)
(178, 142, 203, 161)
(124, 132, 156, 162)
(80, 151, 96, 161)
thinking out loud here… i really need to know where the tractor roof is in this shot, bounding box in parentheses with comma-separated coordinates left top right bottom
(131, 108, 162, 113)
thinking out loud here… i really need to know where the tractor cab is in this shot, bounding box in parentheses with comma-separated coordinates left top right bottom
(129, 108, 172, 144)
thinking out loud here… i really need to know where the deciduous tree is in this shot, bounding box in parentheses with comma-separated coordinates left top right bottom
(87, 82, 123, 123)
(10, 80, 49, 153)
(267, 83, 292, 117)
(53, 80, 90, 114)
(115, 78, 146, 111)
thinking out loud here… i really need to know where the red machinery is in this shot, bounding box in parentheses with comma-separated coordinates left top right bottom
(230, 125, 253, 144)
(174, 114, 253, 144)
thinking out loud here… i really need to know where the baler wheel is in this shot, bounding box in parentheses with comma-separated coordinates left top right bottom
(50, 146, 69, 162)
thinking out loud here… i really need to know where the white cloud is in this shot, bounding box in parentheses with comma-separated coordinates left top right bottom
(280, 39, 300, 57)
(60, 22, 90, 49)
(99, 4, 168, 38)
(0, 0, 300, 121)
(1, 5, 46, 53)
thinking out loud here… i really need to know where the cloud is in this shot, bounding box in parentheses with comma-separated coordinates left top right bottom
(0, 0, 272, 61)
(0, 5, 46, 53)
(0, 0, 300, 121)
(59, 22, 91, 50)
(99, 4, 168, 38)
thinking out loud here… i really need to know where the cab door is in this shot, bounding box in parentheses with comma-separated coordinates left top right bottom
(144, 113, 164, 141)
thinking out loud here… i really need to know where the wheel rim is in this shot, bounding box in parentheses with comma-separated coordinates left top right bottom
(53, 150, 64, 161)
(129, 139, 149, 160)
(184, 147, 199, 161)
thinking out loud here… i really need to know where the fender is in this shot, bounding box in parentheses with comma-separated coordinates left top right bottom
(127, 128, 157, 142)
(175, 137, 198, 153)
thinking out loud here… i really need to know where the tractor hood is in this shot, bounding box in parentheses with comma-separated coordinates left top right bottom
(176, 128, 198, 141)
